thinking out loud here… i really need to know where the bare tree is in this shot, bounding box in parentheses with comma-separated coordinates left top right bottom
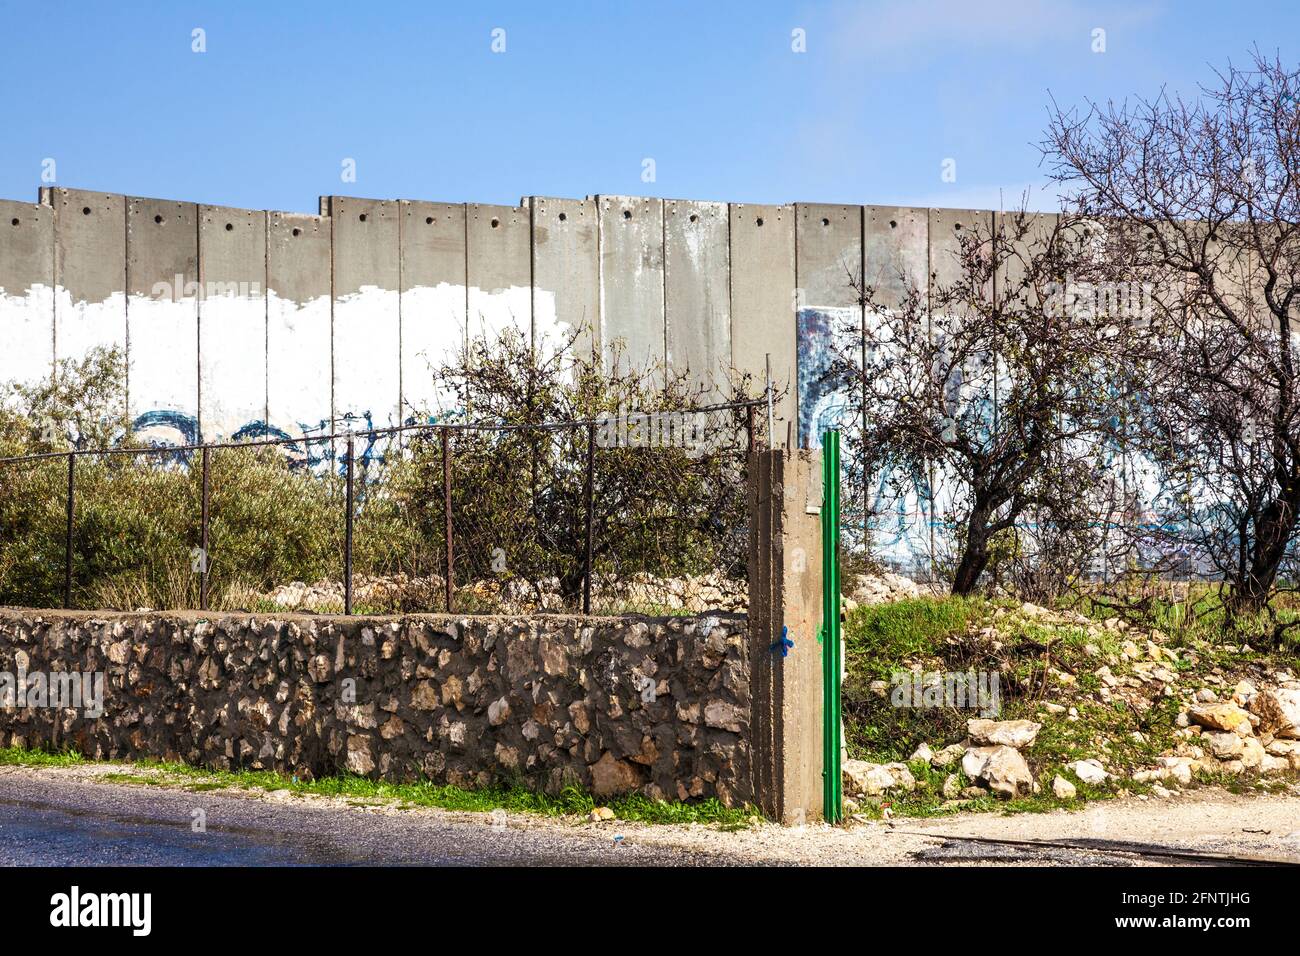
(1044, 49, 1300, 616)
(830, 209, 1125, 595)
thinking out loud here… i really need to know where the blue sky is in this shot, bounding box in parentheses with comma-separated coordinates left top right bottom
(1, 0, 1295, 213)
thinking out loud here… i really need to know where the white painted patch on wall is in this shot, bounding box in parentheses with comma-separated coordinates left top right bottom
(200, 289, 266, 442)
(334, 285, 400, 432)
(53, 288, 127, 371)
(468, 283, 530, 346)
(125, 293, 198, 427)
(400, 282, 464, 420)
(267, 289, 331, 444)
(0, 284, 54, 389)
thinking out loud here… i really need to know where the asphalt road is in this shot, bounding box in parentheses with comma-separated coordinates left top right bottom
(0, 770, 741, 867)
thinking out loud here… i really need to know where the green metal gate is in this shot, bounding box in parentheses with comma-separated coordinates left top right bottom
(821, 429, 843, 823)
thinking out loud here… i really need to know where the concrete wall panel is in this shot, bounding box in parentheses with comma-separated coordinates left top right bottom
(328, 196, 400, 433)
(0, 199, 54, 388)
(864, 206, 928, 309)
(50, 189, 127, 413)
(530, 196, 598, 361)
(126, 197, 199, 442)
(664, 198, 729, 397)
(730, 203, 795, 440)
(267, 212, 331, 452)
(862, 207, 930, 569)
(198, 205, 266, 442)
(598, 195, 664, 375)
(928, 207, 992, 299)
(399, 200, 465, 421)
(795, 203, 861, 447)
(466, 202, 530, 347)
(996, 210, 1057, 305)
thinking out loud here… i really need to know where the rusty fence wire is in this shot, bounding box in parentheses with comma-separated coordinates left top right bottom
(0, 401, 766, 617)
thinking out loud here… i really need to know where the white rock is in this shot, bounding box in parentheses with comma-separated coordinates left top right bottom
(930, 743, 966, 768)
(1067, 758, 1109, 786)
(1239, 737, 1267, 770)
(843, 760, 909, 797)
(962, 746, 995, 779)
(1200, 731, 1243, 759)
(966, 718, 1041, 749)
(1051, 775, 1077, 800)
(1157, 756, 1196, 786)
(976, 746, 1034, 799)
(909, 742, 934, 763)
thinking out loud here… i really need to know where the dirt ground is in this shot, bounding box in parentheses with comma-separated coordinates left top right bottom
(3, 762, 1297, 866)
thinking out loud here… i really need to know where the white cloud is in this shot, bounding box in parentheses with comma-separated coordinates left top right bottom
(826, 0, 1162, 66)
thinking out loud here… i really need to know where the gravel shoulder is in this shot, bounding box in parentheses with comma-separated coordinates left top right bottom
(2, 763, 1297, 866)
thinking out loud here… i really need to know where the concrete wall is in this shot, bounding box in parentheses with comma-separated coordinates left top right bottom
(0, 185, 1004, 453)
(0, 185, 1036, 568)
(0, 608, 754, 806)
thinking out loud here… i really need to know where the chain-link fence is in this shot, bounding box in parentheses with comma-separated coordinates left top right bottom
(0, 402, 765, 617)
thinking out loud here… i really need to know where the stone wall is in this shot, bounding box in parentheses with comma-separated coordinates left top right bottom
(0, 609, 753, 806)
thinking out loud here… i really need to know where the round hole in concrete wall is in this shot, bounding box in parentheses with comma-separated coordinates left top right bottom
(821, 217, 830, 227)
(154, 214, 163, 224)
(425, 216, 434, 225)
(82, 206, 91, 215)
(954, 222, 962, 230)
(359, 213, 368, 222)
(689, 213, 698, 223)
(756, 217, 764, 227)
(10, 218, 18, 227)
(889, 219, 898, 229)
(558, 212, 567, 222)
(490, 217, 500, 228)
(623, 210, 632, 220)
(225, 223, 234, 232)
(292, 227, 302, 237)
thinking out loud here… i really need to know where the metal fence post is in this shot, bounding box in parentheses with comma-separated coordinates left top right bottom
(821, 429, 843, 824)
(64, 452, 74, 609)
(442, 427, 453, 613)
(746, 404, 755, 453)
(584, 421, 595, 615)
(200, 445, 210, 611)
(344, 434, 354, 616)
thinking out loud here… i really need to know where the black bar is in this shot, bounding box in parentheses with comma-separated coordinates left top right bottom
(746, 403, 756, 453)
(442, 427, 453, 614)
(199, 445, 210, 611)
(344, 435, 354, 616)
(584, 421, 595, 615)
(63, 452, 74, 609)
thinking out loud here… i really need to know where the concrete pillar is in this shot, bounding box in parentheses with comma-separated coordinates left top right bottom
(748, 447, 824, 823)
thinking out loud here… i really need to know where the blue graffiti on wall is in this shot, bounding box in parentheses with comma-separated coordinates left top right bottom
(126, 409, 390, 474)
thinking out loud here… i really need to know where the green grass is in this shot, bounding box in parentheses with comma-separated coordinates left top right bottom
(0, 747, 758, 827)
(845, 595, 989, 681)
(840, 592, 1299, 820)
(0, 746, 86, 768)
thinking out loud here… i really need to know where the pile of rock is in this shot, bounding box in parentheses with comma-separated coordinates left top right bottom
(843, 572, 944, 609)
(1132, 684, 1300, 785)
(262, 570, 935, 616)
(264, 574, 447, 611)
(842, 717, 1042, 809)
(260, 571, 750, 615)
